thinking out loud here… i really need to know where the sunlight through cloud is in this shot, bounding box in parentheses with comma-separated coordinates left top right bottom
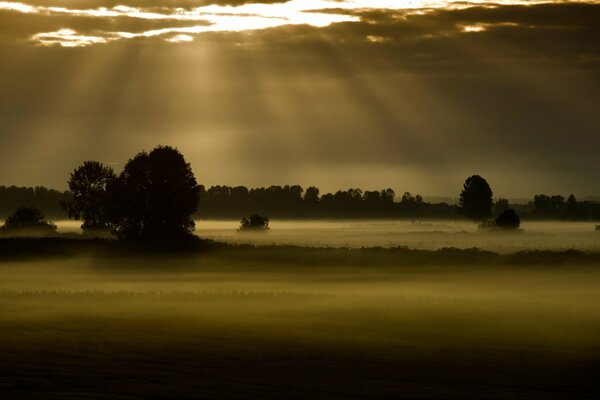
(0, 0, 598, 47)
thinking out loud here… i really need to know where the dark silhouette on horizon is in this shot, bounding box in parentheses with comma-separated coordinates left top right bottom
(2, 184, 600, 224)
(0, 207, 57, 236)
(495, 209, 521, 230)
(239, 214, 270, 231)
(53, 146, 201, 241)
(459, 175, 493, 223)
(108, 146, 200, 241)
(62, 161, 117, 234)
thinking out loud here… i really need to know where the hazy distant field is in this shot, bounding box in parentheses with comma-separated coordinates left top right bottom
(54, 219, 600, 252)
(2, 248, 600, 398)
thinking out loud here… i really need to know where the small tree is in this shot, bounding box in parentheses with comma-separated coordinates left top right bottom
(459, 175, 493, 222)
(239, 214, 269, 231)
(495, 209, 520, 230)
(1, 207, 57, 235)
(62, 161, 116, 233)
(110, 146, 200, 241)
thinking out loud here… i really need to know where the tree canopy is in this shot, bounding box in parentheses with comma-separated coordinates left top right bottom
(459, 175, 493, 222)
(110, 146, 200, 241)
(62, 161, 116, 232)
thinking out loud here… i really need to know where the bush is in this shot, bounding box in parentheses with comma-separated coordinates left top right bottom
(239, 214, 269, 231)
(1, 207, 57, 236)
(495, 209, 520, 230)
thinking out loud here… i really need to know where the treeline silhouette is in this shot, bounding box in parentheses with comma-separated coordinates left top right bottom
(198, 186, 458, 218)
(3, 184, 600, 221)
(0, 186, 71, 219)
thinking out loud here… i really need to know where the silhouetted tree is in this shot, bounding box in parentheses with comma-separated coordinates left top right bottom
(1, 207, 57, 235)
(494, 198, 509, 217)
(304, 186, 320, 206)
(459, 175, 493, 222)
(110, 146, 200, 241)
(239, 214, 269, 230)
(62, 161, 116, 233)
(532, 194, 565, 218)
(495, 209, 520, 229)
(563, 194, 588, 220)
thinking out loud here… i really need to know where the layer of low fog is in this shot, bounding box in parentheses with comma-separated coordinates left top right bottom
(52, 219, 600, 253)
(2, 258, 600, 354)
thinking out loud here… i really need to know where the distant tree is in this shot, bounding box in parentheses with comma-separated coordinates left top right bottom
(382, 189, 396, 203)
(1, 207, 57, 235)
(62, 161, 116, 233)
(495, 209, 520, 229)
(459, 175, 493, 222)
(304, 186, 320, 205)
(110, 146, 201, 241)
(532, 194, 565, 219)
(0, 186, 72, 219)
(362, 190, 380, 205)
(239, 214, 269, 230)
(494, 198, 510, 217)
(563, 194, 588, 220)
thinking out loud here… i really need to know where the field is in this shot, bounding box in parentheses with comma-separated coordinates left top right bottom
(2, 220, 600, 398)
(56, 219, 600, 253)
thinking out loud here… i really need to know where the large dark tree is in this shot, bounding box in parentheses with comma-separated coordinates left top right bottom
(62, 161, 116, 232)
(110, 146, 200, 241)
(459, 175, 493, 222)
(1, 207, 57, 235)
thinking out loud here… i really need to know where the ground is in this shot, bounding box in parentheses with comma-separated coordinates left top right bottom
(1, 239, 600, 398)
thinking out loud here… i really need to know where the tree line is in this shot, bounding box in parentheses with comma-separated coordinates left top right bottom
(0, 186, 71, 219)
(197, 186, 458, 219)
(1, 145, 599, 232)
(2, 184, 600, 222)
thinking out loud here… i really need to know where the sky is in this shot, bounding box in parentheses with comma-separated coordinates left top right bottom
(0, 0, 599, 198)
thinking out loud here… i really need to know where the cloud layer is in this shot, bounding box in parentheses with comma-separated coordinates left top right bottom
(2, 0, 598, 46)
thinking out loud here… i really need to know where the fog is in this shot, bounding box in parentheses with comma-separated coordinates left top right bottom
(52, 219, 600, 252)
(2, 231, 600, 396)
(3, 257, 600, 351)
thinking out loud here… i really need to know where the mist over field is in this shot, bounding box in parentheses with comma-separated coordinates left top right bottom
(51, 219, 600, 252)
(2, 248, 600, 398)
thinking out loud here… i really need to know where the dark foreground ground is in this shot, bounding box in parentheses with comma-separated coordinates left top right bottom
(2, 325, 599, 399)
(1, 238, 600, 399)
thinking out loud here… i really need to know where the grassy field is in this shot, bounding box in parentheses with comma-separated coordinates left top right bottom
(1, 239, 600, 398)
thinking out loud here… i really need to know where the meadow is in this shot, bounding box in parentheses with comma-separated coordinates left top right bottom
(1, 220, 600, 398)
(54, 219, 600, 252)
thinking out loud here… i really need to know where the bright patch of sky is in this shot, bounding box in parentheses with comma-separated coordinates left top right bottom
(0, 0, 597, 46)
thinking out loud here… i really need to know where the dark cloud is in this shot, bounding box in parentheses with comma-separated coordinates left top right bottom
(0, 2, 599, 196)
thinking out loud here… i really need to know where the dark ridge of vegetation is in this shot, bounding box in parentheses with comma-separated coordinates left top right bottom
(1, 237, 600, 267)
(3, 184, 600, 221)
(0, 185, 71, 219)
